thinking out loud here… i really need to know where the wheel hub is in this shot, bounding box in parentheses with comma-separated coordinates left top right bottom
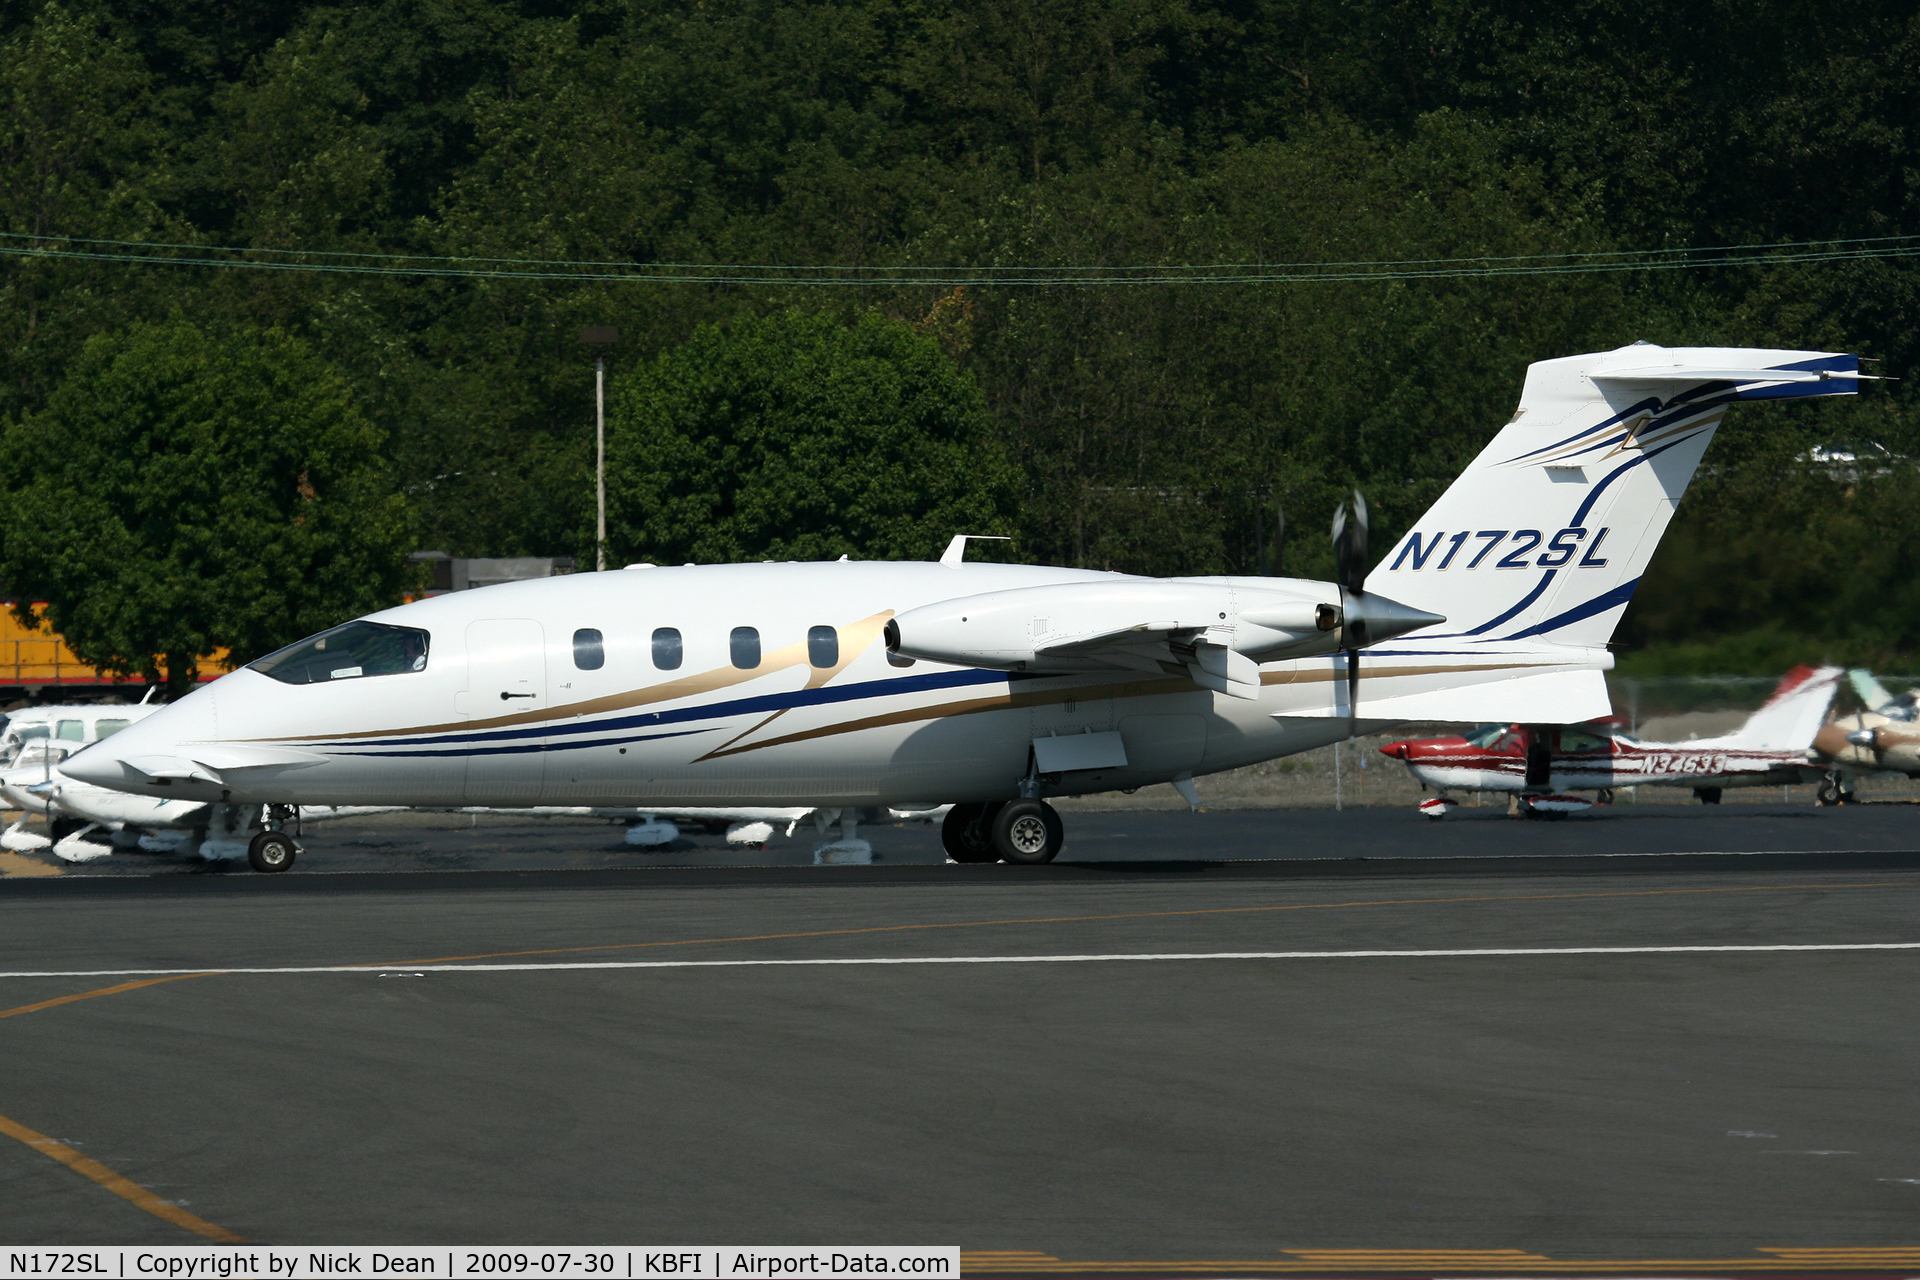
(1008, 815, 1048, 854)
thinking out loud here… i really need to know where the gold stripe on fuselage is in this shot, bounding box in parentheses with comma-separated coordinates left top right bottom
(271, 610, 896, 743)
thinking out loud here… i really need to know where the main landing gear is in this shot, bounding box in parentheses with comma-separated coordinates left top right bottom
(942, 799, 1065, 865)
(1817, 770, 1856, 806)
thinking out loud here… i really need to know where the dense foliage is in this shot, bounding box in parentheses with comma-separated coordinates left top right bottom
(606, 311, 1016, 564)
(0, 322, 411, 689)
(2, 0, 1917, 671)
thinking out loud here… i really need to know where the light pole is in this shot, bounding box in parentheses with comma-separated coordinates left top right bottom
(580, 326, 619, 570)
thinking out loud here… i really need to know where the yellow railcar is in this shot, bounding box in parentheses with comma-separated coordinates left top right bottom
(0, 606, 227, 688)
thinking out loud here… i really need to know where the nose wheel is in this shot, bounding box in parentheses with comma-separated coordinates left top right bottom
(248, 830, 298, 873)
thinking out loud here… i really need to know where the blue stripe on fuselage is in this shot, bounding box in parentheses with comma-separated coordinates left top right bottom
(297, 666, 1016, 752)
(341, 727, 715, 759)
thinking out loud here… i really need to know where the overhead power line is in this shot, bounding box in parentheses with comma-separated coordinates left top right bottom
(1, 229, 1916, 285)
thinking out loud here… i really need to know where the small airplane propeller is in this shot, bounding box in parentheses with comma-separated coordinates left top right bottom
(1330, 490, 1369, 734)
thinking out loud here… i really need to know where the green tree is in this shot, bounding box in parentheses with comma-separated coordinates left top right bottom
(0, 320, 412, 696)
(0, 1, 170, 418)
(604, 309, 1017, 564)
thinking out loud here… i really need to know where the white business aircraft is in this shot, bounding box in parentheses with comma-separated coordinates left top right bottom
(64, 343, 1867, 872)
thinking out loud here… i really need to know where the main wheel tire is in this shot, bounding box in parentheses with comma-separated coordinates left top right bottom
(992, 799, 1063, 865)
(248, 830, 297, 874)
(1694, 786, 1723, 805)
(941, 803, 1000, 863)
(1817, 778, 1843, 805)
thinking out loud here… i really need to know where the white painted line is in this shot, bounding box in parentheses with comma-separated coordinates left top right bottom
(3, 941, 1920, 978)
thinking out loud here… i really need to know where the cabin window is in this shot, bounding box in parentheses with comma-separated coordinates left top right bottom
(730, 626, 761, 669)
(651, 627, 682, 671)
(56, 719, 84, 741)
(251, 620, 431, 685)
(572, 628, 605, 671)
(808, 625, 839, 669)
(1558, 730, 1607, 752)
(95, 719, 131, 739)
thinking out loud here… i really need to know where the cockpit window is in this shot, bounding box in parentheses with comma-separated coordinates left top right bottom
(251, 621, 432, 685)
(1463, 724, 1507, 748)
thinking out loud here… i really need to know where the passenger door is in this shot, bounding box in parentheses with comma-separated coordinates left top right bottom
(461, 619, 546, 803)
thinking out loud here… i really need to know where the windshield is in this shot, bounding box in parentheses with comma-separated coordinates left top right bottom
(1463, 724, 1508, 748)
(251, 621, 431, 685)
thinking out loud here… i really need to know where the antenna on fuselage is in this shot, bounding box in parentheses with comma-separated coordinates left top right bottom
(939, 534, 1012, 566)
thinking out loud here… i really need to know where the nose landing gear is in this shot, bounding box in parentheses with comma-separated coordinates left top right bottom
(247, 829, 298, 873)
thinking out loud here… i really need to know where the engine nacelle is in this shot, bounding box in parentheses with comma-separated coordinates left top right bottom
(886, 580, 1346, 676)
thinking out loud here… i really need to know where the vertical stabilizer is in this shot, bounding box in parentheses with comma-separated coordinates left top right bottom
(1373, 344, 1864, 649)
(1716, 665, 1842, 750)
(1848, 668, 1895, 712)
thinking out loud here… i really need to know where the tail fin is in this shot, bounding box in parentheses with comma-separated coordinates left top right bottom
(1717, 665, 1842, 750)
(1848, 668, 1895, 712)
(1373, 343, 1865, 647)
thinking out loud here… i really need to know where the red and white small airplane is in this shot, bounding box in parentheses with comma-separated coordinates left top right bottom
(1379, 665, 1843, 817)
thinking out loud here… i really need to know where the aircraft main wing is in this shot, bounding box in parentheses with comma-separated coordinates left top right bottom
(1030, 622, 1263, 697)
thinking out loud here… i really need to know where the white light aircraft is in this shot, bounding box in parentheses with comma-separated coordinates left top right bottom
(1380, 664, 1842, 817)
(64, 343, 1867, 871)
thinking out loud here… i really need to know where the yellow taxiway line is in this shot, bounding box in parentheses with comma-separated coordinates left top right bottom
(2, 974, 244, 1241)
(0, 1109, 247, 1242)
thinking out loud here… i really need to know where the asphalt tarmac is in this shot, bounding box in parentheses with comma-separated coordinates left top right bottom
(12, 794, 1920, 877)
(3, 807, 1919, 1268)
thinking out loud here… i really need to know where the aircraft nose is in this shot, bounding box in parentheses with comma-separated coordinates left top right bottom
(61, 688, 219, 792)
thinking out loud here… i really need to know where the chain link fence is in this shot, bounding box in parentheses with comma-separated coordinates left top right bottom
(1055, 674, 1920, 812)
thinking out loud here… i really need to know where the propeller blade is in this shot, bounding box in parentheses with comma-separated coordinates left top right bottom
(1331, 490, 1370, 594)
(1346, 645, 1360, 734)
(1331, 489, 1370, 736)
(1349, 490, 1368, 593)
(1274, 503, 1286, 576)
